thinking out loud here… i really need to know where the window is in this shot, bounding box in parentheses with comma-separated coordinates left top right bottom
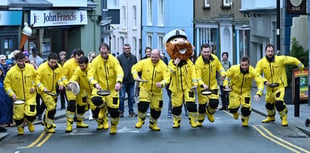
(222, 0, 232, 8)
(204, 0, 210, 8)
(157, 34, 164, 53)
(158, 0, 164, 26)
(147, 33, 153, 48)
(120, 37, 124, 51)
(133, 6, 137, 28)
(122, 6, 127, 28)
(132, 37, 137, 55)
(107, 0, 119, 9)
(147, 0, 153, 25)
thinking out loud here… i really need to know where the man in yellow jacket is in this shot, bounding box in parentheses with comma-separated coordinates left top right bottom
(224, 56, 265, 126)
(195, 44, 226, 126)
(88, 43, 124, 134)
(68, 56, 93, 130)
(62, 49, 84, 132)
(255, 44, 304, 126)
(131, 49, 170, 131)
(36, 53, 64, 133)
(4, 52, 37, 135)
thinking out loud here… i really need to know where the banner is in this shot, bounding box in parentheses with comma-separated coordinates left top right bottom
(30, 10, 87, 27)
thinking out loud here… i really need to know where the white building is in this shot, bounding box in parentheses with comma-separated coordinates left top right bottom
(109, 0, 141, 59)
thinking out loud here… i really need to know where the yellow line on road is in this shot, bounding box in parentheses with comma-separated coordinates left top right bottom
(252, 125, 301, 153)
(17, 131, 46, 149)
(36, 133, 53, 147)
(259, 125, 310, 153)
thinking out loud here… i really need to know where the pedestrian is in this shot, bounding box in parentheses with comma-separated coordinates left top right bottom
(62, 49, 84, 133)
(88, 43, 124, 134)
(195, 44, 226, 127)
(164, 29, 198, 128)
(255, 44, 304, 126)
(223, 56, 265, 127)
(29, 47, 43, 66)
(117, 44, 138, 117)
(132, 49, 169, 131)
(36, 53, 64, 133)
(57, 51, 67, 110)
(4, 52, 37, 135)
(0, 55, 13, 128)
(219, 52, 231, 110)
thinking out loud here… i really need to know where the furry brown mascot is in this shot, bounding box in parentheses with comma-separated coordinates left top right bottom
(163, 29, 198, 128)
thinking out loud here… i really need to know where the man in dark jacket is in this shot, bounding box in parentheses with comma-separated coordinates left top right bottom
(117, 44, 138, 117)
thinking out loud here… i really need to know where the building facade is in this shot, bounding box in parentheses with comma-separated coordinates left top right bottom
(109, 0, 141, 58)
(141, 0, 194, 60)
(0, 0, 101, 60)
(194, 0, 249, 64)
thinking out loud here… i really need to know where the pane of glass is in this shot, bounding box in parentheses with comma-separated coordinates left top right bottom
(9, 38, 13, 49)
(4, 39, 9, 49)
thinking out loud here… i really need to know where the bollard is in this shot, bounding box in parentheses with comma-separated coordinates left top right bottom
(294, 77, 300, 117)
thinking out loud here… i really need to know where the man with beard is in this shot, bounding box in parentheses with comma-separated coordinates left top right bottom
(224, 56, 265, 127)
(4, 52, 37, 135)
(255, 44, 304, 126)
(36, 53, 64, 133)
(68, 56, 97, 130)
(88, 43, 124, 134)
(164, 29, 198, 128)
(62, 49, 84, 133)
(195, 44, 226, 126)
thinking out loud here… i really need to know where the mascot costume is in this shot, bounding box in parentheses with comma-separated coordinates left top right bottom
(163, 29, 198, 128)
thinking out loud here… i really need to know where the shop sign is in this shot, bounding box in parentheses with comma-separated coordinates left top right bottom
(286, 0, 307, 14)
(292, 68, 309, 101)
(0, 11, 22, 26)
(30, 10, 87, 27)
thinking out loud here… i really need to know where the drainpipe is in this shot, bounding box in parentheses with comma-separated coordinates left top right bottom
(307, 1, 310, 105)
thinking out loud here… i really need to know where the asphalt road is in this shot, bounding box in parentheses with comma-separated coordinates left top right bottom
(1, 89, 310, 153)
(1, 110, 310, 153)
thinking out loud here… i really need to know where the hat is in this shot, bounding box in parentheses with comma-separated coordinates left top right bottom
(23, 50, 29, 57)
(163, 29, 188, 44)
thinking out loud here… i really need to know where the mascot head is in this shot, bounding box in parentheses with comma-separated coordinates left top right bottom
(163, 29, 193, 60)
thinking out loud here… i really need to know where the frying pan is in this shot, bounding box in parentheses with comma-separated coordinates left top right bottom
(97, 90, 111, 96)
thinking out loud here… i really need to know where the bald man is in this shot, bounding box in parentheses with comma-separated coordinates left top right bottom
(131, 49, 170, 131)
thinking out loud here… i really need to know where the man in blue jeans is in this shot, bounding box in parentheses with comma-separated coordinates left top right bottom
(117, 44, 138, 117)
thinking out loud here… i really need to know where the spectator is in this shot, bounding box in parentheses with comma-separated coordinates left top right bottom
(0, 55, 13, 128)
(57, 51, 67, 110)
(29, 47, 43, 66)
(219, 52, 231, 110)
(117, 44, 138, 117)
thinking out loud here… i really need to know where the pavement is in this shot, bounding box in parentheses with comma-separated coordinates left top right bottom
(1, 88, 310, 140)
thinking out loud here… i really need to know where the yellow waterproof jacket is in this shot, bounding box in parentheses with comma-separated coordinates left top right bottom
(255, 55, 304, 88)
(70, 66, 92, 94)
(36, 61, 63, 93)
(62, 58, 79, 85)
(4, 64, 37, 100)
(223, 65, 265, 96)
(168, 59, 198, 92)
(195, 55, 226, 91)
(88, 54, 124, 90)
(132, 58, 170, 93)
